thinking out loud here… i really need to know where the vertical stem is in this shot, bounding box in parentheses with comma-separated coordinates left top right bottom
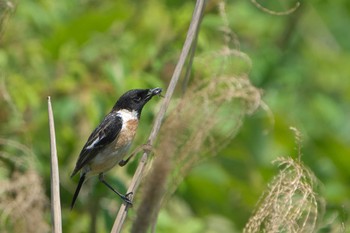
(110, 0, 206, 232)
(48, 96, 62, 233)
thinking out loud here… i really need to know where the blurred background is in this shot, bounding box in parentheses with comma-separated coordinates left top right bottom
(0, 0, 349, 232)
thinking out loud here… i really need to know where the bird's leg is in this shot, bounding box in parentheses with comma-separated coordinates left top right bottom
(119, 143, 153, 167)
(98, 173, 133, 206)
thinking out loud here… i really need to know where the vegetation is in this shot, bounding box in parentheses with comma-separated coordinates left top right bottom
(0, 0, 349, 232)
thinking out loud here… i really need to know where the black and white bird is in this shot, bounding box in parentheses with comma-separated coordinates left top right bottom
(70, 88, 162, 209)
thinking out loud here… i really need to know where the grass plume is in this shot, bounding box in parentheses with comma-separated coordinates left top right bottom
(243, 128, 323, 233)
(0, 139, 49, 233)
(131, 74, 262, 232)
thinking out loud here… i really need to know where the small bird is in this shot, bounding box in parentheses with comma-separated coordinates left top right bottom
(70, 88, 162, 209)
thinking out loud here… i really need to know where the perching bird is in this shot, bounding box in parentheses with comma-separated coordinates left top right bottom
(70, 88, 162, 209)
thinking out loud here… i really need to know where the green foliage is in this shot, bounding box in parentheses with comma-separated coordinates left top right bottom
(1, 0, 349, 232)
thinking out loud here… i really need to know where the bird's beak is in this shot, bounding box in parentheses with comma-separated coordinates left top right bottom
(147, 87, 162, 97)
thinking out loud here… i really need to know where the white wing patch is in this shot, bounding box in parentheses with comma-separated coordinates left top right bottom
(86, 136, 101, 150)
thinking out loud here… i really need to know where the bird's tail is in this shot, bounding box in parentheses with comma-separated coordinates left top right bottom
(71, 173, 86, 209)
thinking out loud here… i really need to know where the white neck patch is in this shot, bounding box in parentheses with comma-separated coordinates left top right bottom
(117, 109, 138, 122)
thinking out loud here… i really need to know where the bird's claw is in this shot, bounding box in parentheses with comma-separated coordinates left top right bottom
(122, 192, 133, 207)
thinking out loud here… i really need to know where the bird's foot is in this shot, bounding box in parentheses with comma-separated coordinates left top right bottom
(122, 192, 133, 206)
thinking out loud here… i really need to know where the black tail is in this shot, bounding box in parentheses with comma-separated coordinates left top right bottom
(71, 173, 86, 209)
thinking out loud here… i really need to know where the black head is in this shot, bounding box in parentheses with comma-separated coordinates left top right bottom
(113, 88, 162, 117)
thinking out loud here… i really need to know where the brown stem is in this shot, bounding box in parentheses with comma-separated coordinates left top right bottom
(48, 96, 62, 233)
(110, 0, 206, 232)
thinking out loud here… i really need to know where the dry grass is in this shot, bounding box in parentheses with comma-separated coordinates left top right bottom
(131, 74, 262, 232)
(130, 2, 263, 231)
(243, 128, 324, 233)
(161, 75, 261, 193)
(0, 139, 49, 233)
(244, 157, 321, 233)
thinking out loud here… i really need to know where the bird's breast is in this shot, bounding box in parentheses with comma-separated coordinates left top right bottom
(88, 119, 139, 175)
(115, 119, 138, 149)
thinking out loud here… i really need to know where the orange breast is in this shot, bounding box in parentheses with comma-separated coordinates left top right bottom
(115, 119, 138, 149)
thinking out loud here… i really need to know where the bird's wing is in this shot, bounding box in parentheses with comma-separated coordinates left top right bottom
(71, 113, 123, 177)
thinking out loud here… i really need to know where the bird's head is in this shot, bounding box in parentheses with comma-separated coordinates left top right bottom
(113, 88, 162, 117)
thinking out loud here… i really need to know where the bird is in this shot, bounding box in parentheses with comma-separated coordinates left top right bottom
(70, 87, 162, 209)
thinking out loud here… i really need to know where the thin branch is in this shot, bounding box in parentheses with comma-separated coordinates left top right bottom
(48, 96, 62, 233)
(110, 0, 206, 232)
(181, 10, 202, 94)
(251, 0, 300, 16)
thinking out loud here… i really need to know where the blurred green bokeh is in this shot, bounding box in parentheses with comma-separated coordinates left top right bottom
(1, 0, 349, 232)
